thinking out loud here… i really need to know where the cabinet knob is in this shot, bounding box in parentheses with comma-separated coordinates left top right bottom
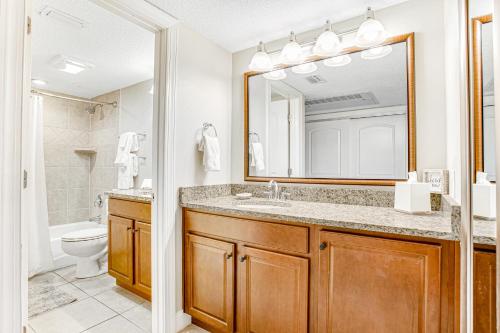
(319, 242, 327, 250)
(239, 255, 247, 262)
(226, 253, 233, 260)
(127, 227, 133, 231)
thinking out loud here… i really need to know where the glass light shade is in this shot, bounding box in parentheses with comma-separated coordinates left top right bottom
(323, 55, 352, 67)
(291, 62, 318, 74)
(249, 50, 273, 72)
(263, 69, 287, 80)
(280, 32, 303, 65)
(313, 30, 341, 56)
(355, 18, 387, 47)
(360, 45, 392, 60)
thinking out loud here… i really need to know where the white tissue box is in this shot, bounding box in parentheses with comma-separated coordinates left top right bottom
(394, 182, 432, 213)
(473, 184, 496, 219)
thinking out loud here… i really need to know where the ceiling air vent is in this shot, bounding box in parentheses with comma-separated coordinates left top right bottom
(305, 75, 327, 84)
(305, 92, 379, 112)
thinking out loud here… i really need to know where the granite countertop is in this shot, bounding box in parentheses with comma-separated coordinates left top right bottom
(181, 196, 459, 241)
(473, 218, 496, 246)
(105, 189, 153, 203)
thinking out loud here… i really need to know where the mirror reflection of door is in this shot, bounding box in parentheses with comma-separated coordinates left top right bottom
(481, 22, 495, 181)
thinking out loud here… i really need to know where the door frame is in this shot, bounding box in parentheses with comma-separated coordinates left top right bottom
(1, 0, 182, 332)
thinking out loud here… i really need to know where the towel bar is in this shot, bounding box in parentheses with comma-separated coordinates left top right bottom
(202, 122, 218, 137)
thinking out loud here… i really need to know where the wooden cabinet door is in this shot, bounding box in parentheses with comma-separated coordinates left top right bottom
(134, 221, 151, 297)
(185, 234, 235, 333)
(318, 231, 441, 333)
(239, 246, 309, 333)
(474, 250, 496, 333)
(108, 215, 134, 284)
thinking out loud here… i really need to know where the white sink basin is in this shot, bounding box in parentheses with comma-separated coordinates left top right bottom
(235, 200, 291, 209)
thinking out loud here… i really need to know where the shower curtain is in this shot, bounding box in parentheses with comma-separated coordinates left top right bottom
(27, 95, 53, 277)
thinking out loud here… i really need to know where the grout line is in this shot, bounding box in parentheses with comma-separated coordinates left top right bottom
(77, 314, 121, 333)
(118, 313, 148, 332)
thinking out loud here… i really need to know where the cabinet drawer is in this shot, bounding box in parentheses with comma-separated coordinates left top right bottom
(109, 198, 151, 222)
(185, 210, 309, 254)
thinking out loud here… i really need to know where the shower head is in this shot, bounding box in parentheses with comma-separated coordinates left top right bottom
(85, 104, 102, 115)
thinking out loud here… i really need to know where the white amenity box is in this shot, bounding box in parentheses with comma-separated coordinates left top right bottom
(394, 182, 432, 214)
(472, 183, 496, 219)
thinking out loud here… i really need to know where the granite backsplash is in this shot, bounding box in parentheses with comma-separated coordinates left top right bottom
(179, 183, 443, 211)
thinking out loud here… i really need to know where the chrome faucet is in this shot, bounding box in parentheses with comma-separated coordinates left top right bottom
(268, 180, 279, 200)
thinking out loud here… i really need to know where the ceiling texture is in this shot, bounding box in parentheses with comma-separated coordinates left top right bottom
(151, 0, 408, 52)
(32, 0, 155, 98)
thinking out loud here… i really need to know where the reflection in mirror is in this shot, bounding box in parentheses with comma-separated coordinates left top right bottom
(470, 11, 496, 332)
(476, 20, 495, 181)
(246, 35, 415, 183)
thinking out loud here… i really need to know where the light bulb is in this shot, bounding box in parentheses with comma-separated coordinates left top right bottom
(291, 62, 318, 74)
(248, 41, 273, 72)
(313, 21, 341, 56)
(323, 55, 352, 67)
(355, 7, 387, 47)
(360, 45, 392, 60)
(280, 32, 303, 65)
(263, 69, 287, 80)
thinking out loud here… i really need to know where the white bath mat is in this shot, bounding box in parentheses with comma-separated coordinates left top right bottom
(28, 283, 77, 318)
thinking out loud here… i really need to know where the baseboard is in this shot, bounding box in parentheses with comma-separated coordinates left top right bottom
(176, 310, 192, 331)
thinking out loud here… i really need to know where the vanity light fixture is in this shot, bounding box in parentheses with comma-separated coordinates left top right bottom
(263, 69, 287, 80)
(313, 20, 341, 57)
(31, 78, 47, 86)
(360, 45, 392, 60)
(291, 62, 318, 74)
(249, 41, 274, 72)
(355, 7, 387, 47)
(323, 54, 352, 67)
(280, 32, 304, 65)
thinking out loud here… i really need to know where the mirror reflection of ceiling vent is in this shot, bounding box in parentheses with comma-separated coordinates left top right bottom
(305, 75, 327, 84)
(305, 92, 379, 112)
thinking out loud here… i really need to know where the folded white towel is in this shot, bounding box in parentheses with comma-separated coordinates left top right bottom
(250, 142, 265, 171)
(198, 134, 221, 171)
(117, 153, 136, 189)
(115, 132, 139, 166)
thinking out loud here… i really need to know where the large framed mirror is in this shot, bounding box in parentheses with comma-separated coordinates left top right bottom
(244, 33, 416, 185)
(472, 14, 495, 182)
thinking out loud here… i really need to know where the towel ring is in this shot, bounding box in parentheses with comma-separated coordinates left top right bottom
(249, 131, 260, 143)
(202, 122, 218, 137)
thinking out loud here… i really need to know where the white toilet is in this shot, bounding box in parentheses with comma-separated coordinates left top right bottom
(61, 227, 108, 278)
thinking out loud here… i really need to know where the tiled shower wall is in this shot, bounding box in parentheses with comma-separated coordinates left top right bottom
(90, 90, 120, 218)
(43, 96, 91, 226)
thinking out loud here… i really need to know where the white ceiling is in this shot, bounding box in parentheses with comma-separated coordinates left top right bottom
(153, 0, 408, 52)
(250, 41, 408, 111)
(31, 0, 155, 98)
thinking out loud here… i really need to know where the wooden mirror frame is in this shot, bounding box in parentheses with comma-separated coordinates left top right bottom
(472, 14, 493, 179)
(244, 32, 416, 185)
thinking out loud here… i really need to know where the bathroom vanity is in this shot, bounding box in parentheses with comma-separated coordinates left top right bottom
(181, 188, 465, 333)
(107, 192, 152, 300)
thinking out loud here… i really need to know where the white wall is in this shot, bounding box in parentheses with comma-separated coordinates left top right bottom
(119, 79, 154, 188)
(231, 0, 448, 183)
(173, 24, 233, 310)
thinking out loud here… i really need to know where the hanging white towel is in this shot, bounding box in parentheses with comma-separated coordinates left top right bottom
(198, 134, 221, 171)
(115, 132, 139, 166)
(250, 142, 265, 171)
(117, 153, 136, 189)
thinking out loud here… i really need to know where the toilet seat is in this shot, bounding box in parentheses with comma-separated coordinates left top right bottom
(62, 228, 107, 242)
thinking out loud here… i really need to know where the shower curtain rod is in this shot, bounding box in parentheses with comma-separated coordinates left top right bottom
(31, 89, 118, 107)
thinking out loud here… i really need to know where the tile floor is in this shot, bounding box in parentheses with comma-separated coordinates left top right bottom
(28, 265, 208, 333)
